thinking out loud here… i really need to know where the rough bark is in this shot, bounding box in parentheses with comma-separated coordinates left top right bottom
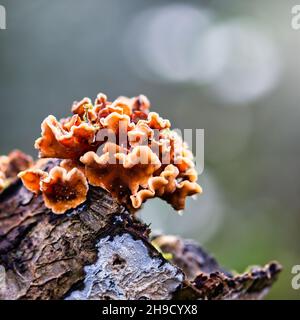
(155, 236, 282, 300)
(0, 161, 281, 300)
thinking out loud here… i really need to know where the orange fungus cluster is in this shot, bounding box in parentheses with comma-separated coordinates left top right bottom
(19, 93, 202, 214)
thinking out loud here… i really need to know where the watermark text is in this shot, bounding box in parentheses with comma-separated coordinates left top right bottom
(291, 5, 300, 30)
(292, 265, 300, 289)
(0, 5, 6, 30)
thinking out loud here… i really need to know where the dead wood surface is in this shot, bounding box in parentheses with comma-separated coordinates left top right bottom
(0, 160, 281, 300)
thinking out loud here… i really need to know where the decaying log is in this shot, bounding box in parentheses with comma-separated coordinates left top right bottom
(0, 160, 183, 300)
(0, 161, 281, 300)
(154, 236, 281, 300)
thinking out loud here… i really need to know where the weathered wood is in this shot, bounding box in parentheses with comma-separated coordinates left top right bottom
(0, 163, 281, 300)
(154, 236, 282, 300)
(0, 170, 183, 300)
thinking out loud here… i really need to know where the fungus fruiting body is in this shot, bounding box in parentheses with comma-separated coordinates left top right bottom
(19, 167, 88, 214)
(0, 150, 33, 192)
(19, 93, 202, 214)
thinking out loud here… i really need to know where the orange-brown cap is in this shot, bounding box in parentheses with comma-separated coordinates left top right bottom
(19, 166, 88, 214)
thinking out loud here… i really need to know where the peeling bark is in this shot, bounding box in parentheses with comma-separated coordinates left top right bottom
(0, 163, 281, 300)
(66, 234, 183, 300)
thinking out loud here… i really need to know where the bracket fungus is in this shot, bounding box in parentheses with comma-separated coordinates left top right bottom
(0, 150, 33, 192)
(19, 167, 88, 214)
(19, 92, 202, 214)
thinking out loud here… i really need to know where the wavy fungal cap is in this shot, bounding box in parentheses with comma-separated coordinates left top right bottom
(19, 167, 88, 214)
(19, 92, 202, 214)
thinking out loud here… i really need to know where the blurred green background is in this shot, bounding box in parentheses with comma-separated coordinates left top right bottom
(0, 0, 299, 299)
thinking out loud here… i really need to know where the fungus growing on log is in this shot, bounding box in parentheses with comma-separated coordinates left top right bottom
(0, 95, 281, 300)
(0, 178, 281, 300)
(19, 92, 202, 214)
